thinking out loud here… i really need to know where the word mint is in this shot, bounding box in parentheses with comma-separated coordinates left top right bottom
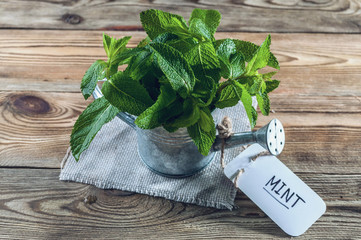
(264, 175, 306, 209)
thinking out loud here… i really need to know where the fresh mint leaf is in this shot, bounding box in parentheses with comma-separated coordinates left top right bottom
(199, 108, 214, 132)
(229, 52, 245, 79)
(188, 9, 221, 40)
(101, 71, 154, 116)
(262, 71, 278, 79)
(185, 41, 221, 83)
(265, 79, 280, 93)
(235, 38, 279, 70)
(167, 37, 199, 54)
(187, 109, 216, 156)
(166, 98, 200, 128)
(189, 19, 212, 41)
(125, 50, 154, 82)
(214, 83, 240, 109)
(137, 36, 151, 47)
(192, 76, 217, 107)
(112, 47, 143, 67)
(215, 38, 280, 70)
(216, 39, 245, 79)
(125, 49, 161, 100)
(233, 81, 257, 128)
(135, 84, 182, 129)
(246, 35, 271, 74)
(216, 38, 236, 79)
(185, 42, 220, 105)
(248, 76, 266, 95)
(81, 60, 107, 100)
(102, 34, 132, 78)
(103, 34, 131, 60)
(140, 9, 189, 40)
(149, 42, 195, 98)
(70, 97, 119, 161)
(153, 32, 179, 43)
(256, 92, 270, 116)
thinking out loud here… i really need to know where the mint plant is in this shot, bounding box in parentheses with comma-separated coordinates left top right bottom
(70, 8, 280, 161)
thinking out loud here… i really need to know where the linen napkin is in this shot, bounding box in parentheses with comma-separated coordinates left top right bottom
(60, 100, 257, 209)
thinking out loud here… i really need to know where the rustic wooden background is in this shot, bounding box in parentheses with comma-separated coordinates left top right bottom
(1, 1, 360, 239)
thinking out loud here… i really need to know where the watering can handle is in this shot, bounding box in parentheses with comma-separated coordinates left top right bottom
(92, 84, 137, 129)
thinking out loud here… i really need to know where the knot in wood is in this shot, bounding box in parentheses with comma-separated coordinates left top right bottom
(62, 13, 83, 25)
(10, 95, 50, 115)
(216, 116, 233, 139)
(84, 195, 97, 204)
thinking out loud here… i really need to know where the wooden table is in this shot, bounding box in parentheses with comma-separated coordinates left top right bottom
(1, 1, 360, 239)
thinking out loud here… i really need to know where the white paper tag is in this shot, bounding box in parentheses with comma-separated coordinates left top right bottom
(224, 144, 326, 236)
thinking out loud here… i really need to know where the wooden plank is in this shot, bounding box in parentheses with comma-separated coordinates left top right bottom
(1, 30, 361, 97)
(0, 91, 90, 168)
(0, 0, 360, 33)
(0, 91, 360, 174)
(0, 168, 360, 239)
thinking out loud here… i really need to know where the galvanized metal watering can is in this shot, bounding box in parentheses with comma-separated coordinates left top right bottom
(93, 86, 285, 178)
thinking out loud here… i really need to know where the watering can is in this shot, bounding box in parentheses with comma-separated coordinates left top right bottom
(93, 85, 285, 178)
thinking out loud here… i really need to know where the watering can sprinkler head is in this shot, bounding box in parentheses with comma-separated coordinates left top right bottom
(212, 119, 285, 156)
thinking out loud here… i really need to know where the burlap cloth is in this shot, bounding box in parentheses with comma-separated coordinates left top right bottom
(60, 100, 257, 209)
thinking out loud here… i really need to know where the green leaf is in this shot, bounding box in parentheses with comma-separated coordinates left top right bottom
(112, 47, 143, 66)
(246, 35, 271, 74)
(148, 43, 195, 98)
(233, 81, 257, 129)
(216, 39, 245, 79)
(185, 41, 221, 83)
(188, 9, 221, 40)
(140, 9, 189, 40)
(262, 71, 278, 80)
(236, 38, 279, 70)
(102, 35, 132, 78)
(187, 109, 216, 156)
(70, 97, 119, 161)
(215, 38, 280, 70)
(135, 84, 182, 129)
(103, 34, 131, 60)
(192, 76, 217, 107)
(215, 83, 240, 109)
(265, 79, 280, 93)
(256, 92, 270, 116)
(101, 71, 154, 116)
(137, 36, 151, 47)
(125, 50, 154, 82)
(216, 38, 236, 79)
(167, 98, 200, 128)
(103, 34, 112, 58)
(153, 32, 179, 44)
(248, 76, 266, 95)
(199, 108, 214, 132)
(167, 37, 199, 54)
(81, 60, 107, 100)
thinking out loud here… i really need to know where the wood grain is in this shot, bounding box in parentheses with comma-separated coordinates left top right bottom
(0, 0, 361, 33)
(0, 90, 360, 174)
(0, 169, 360, 239)
(0, 91, 90, 168)
(2, 30, 361, 97)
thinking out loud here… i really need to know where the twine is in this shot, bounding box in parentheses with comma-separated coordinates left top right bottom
(216, 117, 271, 188)
(216, 116, 233, 169)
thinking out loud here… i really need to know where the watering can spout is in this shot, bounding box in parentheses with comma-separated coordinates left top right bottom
(212, 119, 285, 156)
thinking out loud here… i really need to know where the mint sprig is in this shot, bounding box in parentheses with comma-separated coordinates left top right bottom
(71, 8, 280, 160)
